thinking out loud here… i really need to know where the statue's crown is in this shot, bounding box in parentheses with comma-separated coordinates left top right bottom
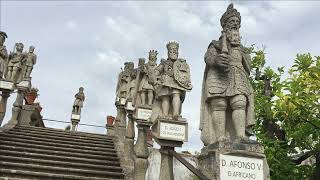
(166, 41, 179, 50)
(149, 50, 158, 57)
(220, 3, 241, 27)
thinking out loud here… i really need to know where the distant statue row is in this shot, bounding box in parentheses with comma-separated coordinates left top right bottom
(115, 41, 192, 121)
(0, 31, 37, 84)
(115, 3, 255, 146)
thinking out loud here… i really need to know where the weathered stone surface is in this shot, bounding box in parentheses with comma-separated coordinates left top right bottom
(198, 141, 270, 180)
(200, 3, 255, 145)
(0, 31, 8, 79)
(23, 46, 37, 78)
(0, 126, 125, 179)
(72, 87, 85, 115)
(150, 42, 192, 122)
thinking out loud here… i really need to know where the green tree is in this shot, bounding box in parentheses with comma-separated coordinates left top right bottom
(249, 48, 320, 180)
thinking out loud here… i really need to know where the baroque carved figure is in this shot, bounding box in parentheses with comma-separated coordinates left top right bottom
(23, 46, 37, 78)
(135, 51, 158, 106)
(151, 42, 192, 121)
(72, 87, 85, 115)
(0, 31, 8, 78)
(200, 3, 255, 146)
(7, 42, 26, 83)
(116, 62, 134, 102)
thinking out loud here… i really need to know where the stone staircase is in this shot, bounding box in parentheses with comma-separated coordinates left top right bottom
(0, 125, 125, 180)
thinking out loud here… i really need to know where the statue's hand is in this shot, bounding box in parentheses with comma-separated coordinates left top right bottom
(215, 54, 230, 72)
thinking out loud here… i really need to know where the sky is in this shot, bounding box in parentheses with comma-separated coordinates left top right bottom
(1, 1, 319, 152)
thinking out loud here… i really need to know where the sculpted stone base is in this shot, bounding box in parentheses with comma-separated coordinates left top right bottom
(106, 125, 115, 136)
(133, 157, 148, 180)
(198, 141, 270, 180)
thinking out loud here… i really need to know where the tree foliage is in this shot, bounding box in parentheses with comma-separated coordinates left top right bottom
(249, 47, 320, 180)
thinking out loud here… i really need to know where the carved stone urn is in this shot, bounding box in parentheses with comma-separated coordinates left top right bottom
(107, 116, 115, 126)
(25, 88, 39, 105)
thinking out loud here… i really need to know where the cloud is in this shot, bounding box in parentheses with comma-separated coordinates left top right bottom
(65, 20, 77, 30)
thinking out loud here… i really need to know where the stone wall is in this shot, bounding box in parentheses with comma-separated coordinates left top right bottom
(146, 148, 198, 180)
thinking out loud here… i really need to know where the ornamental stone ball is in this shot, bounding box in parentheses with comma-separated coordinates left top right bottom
(200, 3, 255, 146)
(72, 87, 85, 115)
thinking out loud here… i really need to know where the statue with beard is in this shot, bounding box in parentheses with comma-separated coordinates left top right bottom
(151, 42, 192, 121)
(136, 50, 158, 106)
(116, 62, 134, 103)
(200, 3, 255, 146)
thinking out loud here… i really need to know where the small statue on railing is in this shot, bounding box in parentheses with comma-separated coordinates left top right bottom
(23, 46, 37, 78)
(7, 42, 26, 83)
(0, 31, 8, 79)
(72, 87, 85, 115)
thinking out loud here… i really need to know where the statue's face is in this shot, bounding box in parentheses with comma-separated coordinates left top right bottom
(168, 47, 178, 61)
(0, 35, 5, 45)
(16, 44, 24, 52)
(225, 16, 241, 46)
(149, 54, 157, 63)
(29, 46, 35, 53)
(225, 16, 240, 30)
(79, 87, 84, 92)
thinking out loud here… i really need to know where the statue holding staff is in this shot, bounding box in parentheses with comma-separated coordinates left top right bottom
(200, 3, 255, 145)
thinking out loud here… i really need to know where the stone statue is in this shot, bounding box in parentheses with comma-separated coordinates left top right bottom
(127, 64, 137, 101)
(72, 87, 85, 115)
(200, 3, 255, 146)
(0, 31, 8, 79)
(7, 42, 26, 83)
(151, 42, 192, 121)
(23, 46, 37, 78)
(116, 62, 134, 102)
(135, 51, 158, 106)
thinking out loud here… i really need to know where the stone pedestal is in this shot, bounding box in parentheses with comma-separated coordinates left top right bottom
(152, 118, 188, 180)
(133, 120, 152, 180)
(198, 141, 270, 180)
(106, 124, 115, 136)
(0, 91, 11, 126)
(1, 89, 25, 131)
(71, 114, 80, 132)
(18, 104, 36, 126)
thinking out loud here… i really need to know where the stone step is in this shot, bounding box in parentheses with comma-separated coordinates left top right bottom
(0, 161, 125, 179)
(0, 145, 119, 161)
(0, 155, 121, 172)
(0, 149, 120, 166)
(1, 133, 114, 149)
(6, 130, 114, 147)
(11, 127, 114, 143)
(0, 139, 116, 156)
(0, 136, 114, 152)
(0, 168, 123, 180)
(15, 125, 111, 140)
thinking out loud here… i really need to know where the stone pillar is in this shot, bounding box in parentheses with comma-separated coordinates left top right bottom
(18, 104, 36, 126)
(133, 121, 151, 180)
(106, 124, 115, 136)
(151, 118, 188, 180)
(71, 114, 80, 132)
(159, 146, 174, 180)
(124, 113, 135, 164)
(0, 91, 10, 126)
(115, 104, 126, 144)
(1, 89, 25, 131)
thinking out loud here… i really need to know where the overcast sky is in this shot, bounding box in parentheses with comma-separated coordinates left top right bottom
(1, 1, 319, 152)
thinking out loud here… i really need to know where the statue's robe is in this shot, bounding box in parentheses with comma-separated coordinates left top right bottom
(0, 45, 8, 77)
(200, 39, 255, 145)
(151, 58, 191, 122)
